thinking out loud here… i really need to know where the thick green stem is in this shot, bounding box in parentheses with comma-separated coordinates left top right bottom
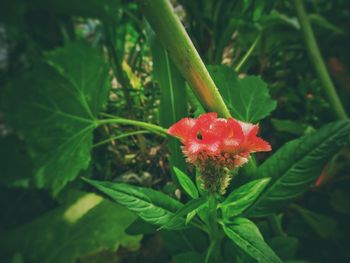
(138, 0, 230, 118)
(293, 0, 347, 120)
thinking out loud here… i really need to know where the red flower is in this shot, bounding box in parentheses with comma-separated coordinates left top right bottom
(168, 112, 271, 169)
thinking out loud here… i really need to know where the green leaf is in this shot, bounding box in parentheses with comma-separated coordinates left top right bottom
(208, 65, 276, 122)
(173, 167, 199, 199)
(83, 178, 184, 228)
(267, 236, 299, 260)
(31, 0, 121, 22)
(2, 42, 109, 195)
(291, 205, 338, 239)
(309, 14, 344, 35)
(0, 136, 32, 188)
(220, 178, 271, 217)
(271, 119, 310, 135)
(0, 192, 141, 263)
(161, 197, 206, 230)
(222, 218, 282, 263)
(151, 35, 188, 173)
(246, 120, 350, 217)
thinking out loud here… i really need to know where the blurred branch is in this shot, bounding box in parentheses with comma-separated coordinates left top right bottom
(293, 0, 348, 120)
(235, 34, 261, 73)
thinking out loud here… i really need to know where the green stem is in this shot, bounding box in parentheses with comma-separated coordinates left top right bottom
(235, 34, 261, 72)
(103, 22, 133, 111)
(293, 0, 347, 120)
(97, 117, 168, 137)
(138, 0, 231, 118)
(205, 239, 218, 263)
(206, 194, 220, 262)
(93, 130, 150, 148)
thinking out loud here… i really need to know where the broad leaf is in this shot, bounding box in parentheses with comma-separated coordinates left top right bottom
(161, 197, 206, 230)
(151, 35, 188, 173)
(246, 120, 350, 217)
(223, 218, 282, 263)
(173, 167, 199, 199)
(208, 65, 276, 122)
(220, 178, 270, 217)
(0, 192, 141, 263)
(2, 42, 109, 195)
(83, 178, 184, 228)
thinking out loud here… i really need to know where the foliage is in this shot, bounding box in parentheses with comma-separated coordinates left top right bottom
(1, 0, 350, 262)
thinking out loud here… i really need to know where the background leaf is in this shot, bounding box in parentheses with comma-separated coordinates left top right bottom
(83, 178, 184, 228)
(2, 42, 109, 195)
(220, 178, 270, 218)
(246, 120, 350, 217)
(0, 191, 141, 263)
(223, 218, 282, 263)
(208, 65, 276, 122)
(151, 35, 188, 174)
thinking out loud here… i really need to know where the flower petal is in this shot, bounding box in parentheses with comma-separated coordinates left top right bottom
(168, 118, 197, 142)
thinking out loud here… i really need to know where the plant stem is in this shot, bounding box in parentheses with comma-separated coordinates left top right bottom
(93, 130, 150, 148)
(97, 117, 168, 137)
(293, 0, 348, 120)
(235, 34, 261, 73)
(206, 193, 220, 262)
(138, 0, 231, 118)
(103, 22, 133, 111)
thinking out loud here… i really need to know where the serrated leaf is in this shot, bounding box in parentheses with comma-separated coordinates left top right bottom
(220, 178, 270, 217)
(83, 178, 184, 228)
(160, 197, 206, 230)
(173, 167, 199, 199)
(223, 218, 282, 263)
(246, 120, 350, 217)
(0, 192, 141, 263)
(2, 42, 109, 195)
(208, 65, 276, 122)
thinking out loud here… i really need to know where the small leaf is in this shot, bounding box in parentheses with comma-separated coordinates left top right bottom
(222, 218, 282, 263)
(83, 178, 184, 228)
(186, 210, 197, 224)
(208, 65, 276, 122)
(220, 178, 271, 217)
(160, 197, 206, 230)
(173, 167, 199, 199)
(246, 120, 350, 217)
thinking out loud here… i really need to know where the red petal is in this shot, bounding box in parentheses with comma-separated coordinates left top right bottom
(244, 137, 271, 152)
(239, 122, 271, 152)
(168, 118, 197, 142)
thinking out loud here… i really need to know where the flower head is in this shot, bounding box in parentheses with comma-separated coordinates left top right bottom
(168, 112, 271, 194)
